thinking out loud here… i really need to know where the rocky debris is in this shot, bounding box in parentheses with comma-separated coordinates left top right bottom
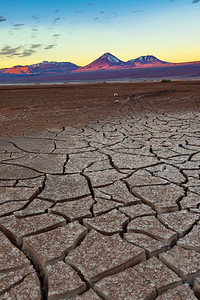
(0, 265, 41, 299)
(45, 261, 86, 300)
(39, 174, 90, 201)
(0, 214, 66, 247)
(83, 209, 129, 235)
(156, 284, 198, 300)
(23, 221, 87, 267)
(194, 277, 200, 299)
(132, 183, 184, 213)
(177, 223, 200, 252)
(157, 210, 200, 238)
(159, 246, 200, 284)
(124, 232, 166, 258)
(120, 203, 156, 219)
(127, 216, 177, 245)
(66, 230, 145, 285)
(49, 196, 95, 221)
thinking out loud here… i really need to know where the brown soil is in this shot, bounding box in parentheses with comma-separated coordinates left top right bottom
(0, 81, 200, 137)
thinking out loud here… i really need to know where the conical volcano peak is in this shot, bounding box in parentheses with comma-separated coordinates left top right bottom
(81, 52, 125, 70)
(99, 52, 120, 63)
(97, 52, 122, 64)
(1, 52, 200, 77)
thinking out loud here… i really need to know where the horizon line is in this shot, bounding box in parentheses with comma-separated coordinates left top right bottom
(1, 52, 200, 70)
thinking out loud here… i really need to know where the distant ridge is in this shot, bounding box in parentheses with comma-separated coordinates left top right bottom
(1, 52, 200, 76)
(1, 61, 79, 75)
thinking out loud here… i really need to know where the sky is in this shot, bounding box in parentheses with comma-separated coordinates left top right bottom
(0, 0, 200, 68)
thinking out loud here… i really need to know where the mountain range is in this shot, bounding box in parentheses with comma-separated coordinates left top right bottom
(0, 52, 200, 83)
(1, 52, 200, 76)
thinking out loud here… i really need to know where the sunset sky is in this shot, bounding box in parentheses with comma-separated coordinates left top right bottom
(0, 0, 200, 68)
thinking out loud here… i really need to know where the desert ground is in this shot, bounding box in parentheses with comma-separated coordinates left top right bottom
(0, 81, 200, 299)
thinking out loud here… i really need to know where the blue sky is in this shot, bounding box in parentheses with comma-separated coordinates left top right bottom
(0, 0, 200, 68)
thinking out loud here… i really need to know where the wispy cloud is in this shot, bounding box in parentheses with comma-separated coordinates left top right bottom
(32, 15, 39, 20)
(12, 23, 25, 30)
(53, 34, 60, 38)
(31, 44, 42, 49)
(0, 16, 6, 22)
(192, 0, 200, 3)
(44, 44, 56, 50)
(53, 17, 61, 23)
(111, 12, 118, 18)
(13, 23, 25, 27)
(0, 44, 42, 58)
(20, 49, 35, 57)
(93, 11, 118, 23)
(31, 27, 39, 39)
(0, 45, 22, 56)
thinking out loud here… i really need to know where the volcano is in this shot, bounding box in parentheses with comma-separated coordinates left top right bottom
(80, 52, 129, 71)
(0, 52, 200, 82)
(127, 55, 169, 67)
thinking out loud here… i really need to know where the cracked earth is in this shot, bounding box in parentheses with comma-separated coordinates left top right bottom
(0, 82, 200, 299)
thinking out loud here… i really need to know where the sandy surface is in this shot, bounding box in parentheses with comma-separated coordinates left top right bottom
(0, 80, 200, 137)
(0, 81, 200, 299)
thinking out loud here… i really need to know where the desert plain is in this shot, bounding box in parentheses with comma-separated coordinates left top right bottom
(0, 80, 200, 299)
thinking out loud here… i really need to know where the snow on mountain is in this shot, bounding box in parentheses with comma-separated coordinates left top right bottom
(1, 61, 79, 75)
(31, 61, 79, 68)
(1, 53, 200, 76)
(80, 52, 127, 71)
(127, 55, 168, 67)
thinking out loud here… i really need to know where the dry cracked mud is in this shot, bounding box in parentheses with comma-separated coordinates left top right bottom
(1, 82, 200, 299)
